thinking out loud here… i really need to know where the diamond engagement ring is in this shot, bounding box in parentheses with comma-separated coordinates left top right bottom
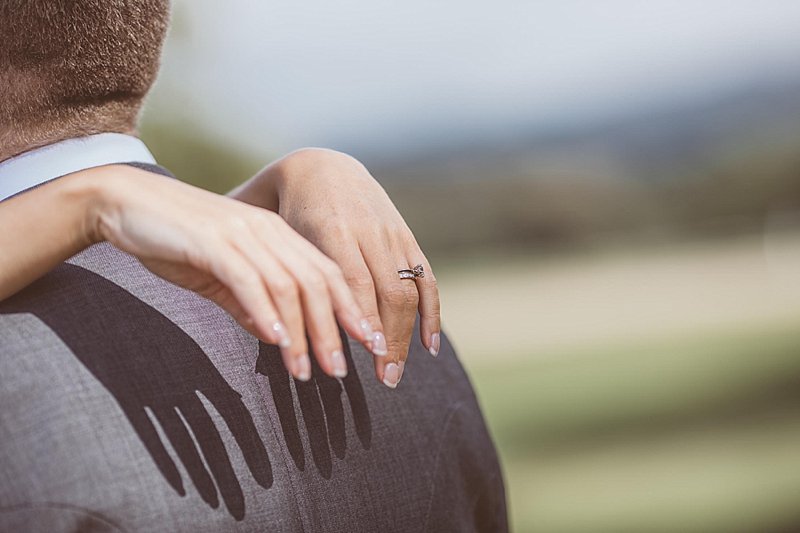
(398, 264, 425, 280)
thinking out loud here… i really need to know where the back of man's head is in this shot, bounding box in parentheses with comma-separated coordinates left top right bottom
(0, 0, 170, 159)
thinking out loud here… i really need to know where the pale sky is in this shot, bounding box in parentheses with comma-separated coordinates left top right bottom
(145, 0, 800, 157)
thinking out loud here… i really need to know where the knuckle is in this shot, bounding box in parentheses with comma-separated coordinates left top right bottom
(247, 210, 280, 233)
(328, 220, 351, 240)
(300, 271, 327, 292)
(363, 311, 382, 324)
(223, 214, 249, 233)
(197, 219, 222, 239)
(345, 272, 373, 292)
(311, 329, 342, 349)
(387, 338, 410, 356)
(269, 276, 298, 299)
(250, 208, 279, 224)
(389, 221, 408, 236)
(320, 258, 345, 279)
(382, 282, 419, 309)
(322, 338, 344, 352)
(222, 261, 256, 287)
(232, 270, 259, 292)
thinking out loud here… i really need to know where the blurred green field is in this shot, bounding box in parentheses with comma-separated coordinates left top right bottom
(469, 325, 800, 532)
(442, 236, 800, 532)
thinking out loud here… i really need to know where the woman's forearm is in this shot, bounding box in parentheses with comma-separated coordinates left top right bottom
(0, 166, 108, 301)
(0, 163, 376, 382)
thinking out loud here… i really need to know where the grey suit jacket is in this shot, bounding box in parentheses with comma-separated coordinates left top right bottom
(0, 165, 507, 532)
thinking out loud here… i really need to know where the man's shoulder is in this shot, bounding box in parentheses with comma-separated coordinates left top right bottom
(0, 243, 507, 532)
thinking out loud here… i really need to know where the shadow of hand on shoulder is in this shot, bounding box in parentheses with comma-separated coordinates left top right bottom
(256, 332, 372, 479)
(0, 263, 272, 521)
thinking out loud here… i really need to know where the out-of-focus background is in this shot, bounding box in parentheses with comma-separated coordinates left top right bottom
(141, 1, 800, 531)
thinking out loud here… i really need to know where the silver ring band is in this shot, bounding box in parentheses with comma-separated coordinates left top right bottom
(398, 264, 425, 280)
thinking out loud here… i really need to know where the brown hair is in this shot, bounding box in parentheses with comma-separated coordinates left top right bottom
(0, 0, 170, 156)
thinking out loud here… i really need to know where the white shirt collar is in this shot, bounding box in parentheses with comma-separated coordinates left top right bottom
(0, 133, 157, 202)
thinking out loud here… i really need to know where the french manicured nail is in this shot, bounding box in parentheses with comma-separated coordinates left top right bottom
(331, 350, 347, 378)
(371, 331, 388, 356)
(273, 321, 291, 348)
(360, 319, 374, 341)
(429, 332, 440, 357)
(397, 360, 405, 383)
(383, 362, 400, 389)
(296, 354, 311, 382)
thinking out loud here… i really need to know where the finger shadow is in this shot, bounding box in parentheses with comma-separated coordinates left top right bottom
(338, 330, 372, 450)
(256, 331, 372, 478)
(0, 263, 272, 521)
(295, 366, 333, 478)
(255, 346, 305, 471)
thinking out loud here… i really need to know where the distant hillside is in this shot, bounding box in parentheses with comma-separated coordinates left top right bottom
(371, 77, 800, 181)
(372, 79, 800, 259)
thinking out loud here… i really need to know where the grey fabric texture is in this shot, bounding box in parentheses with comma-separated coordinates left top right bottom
(0, 166, 507, 532)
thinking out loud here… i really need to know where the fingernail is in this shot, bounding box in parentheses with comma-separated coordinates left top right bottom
(429, 332, 440, 357)
(296, 354, 311, 382)
(397, 360, 405, 384)
(383, 362, 400, 389)
(371, 331, 388, 357)
(331, 350, 347, 378)
(273, 321, 291, 348)
(360, 318, 374, 341)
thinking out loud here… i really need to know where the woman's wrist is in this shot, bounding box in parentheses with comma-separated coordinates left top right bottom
(63, 165, 129, 247)
(228, 162, 281, 211)
(272, 148, 362, 193)
(229, 147, 361, 211)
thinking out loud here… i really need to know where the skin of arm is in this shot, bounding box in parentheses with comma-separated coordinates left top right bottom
(0, 165, 375, 383)
(0, 170, 102, 302)
(0, 149, 441, 388)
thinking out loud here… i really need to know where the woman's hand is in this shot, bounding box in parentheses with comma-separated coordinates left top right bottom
(0, 165, 374, 381)
(230, 148, 441, 388)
